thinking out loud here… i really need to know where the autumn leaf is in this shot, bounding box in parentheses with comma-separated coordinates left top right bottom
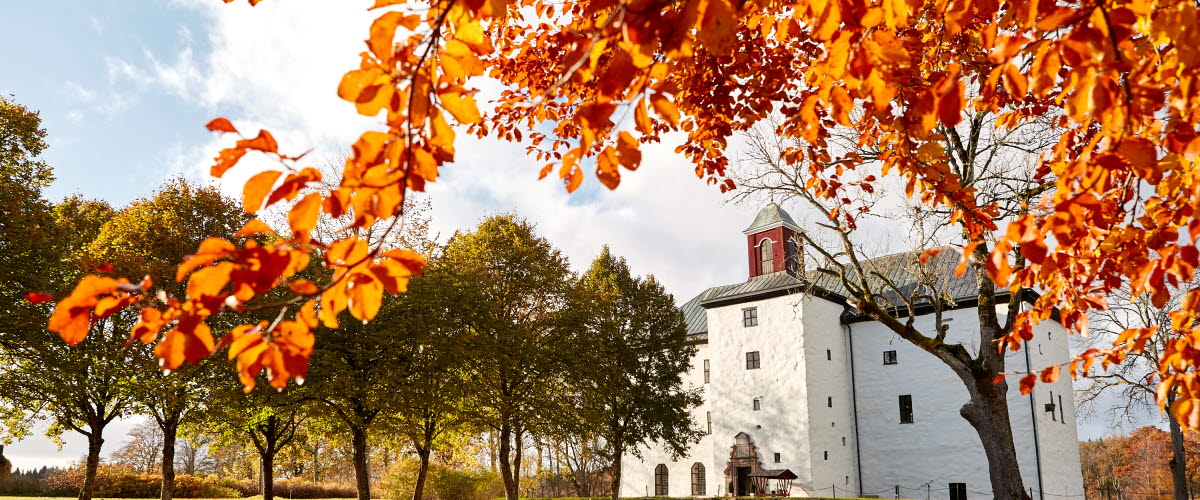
(242, 170, 283, 214)
(288, 193, 323, 235)
(1018, 373, 1037, 395)
(25, 291, 53, 304)
(205, 117, 239, 134)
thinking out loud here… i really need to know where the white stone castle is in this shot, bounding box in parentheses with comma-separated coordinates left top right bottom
(620, 204, 1085, 499)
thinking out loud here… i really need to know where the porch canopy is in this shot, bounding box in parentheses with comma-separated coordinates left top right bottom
(749, 469, 797, 496)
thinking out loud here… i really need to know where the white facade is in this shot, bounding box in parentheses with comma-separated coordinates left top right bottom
(620, 205, 1084, 499)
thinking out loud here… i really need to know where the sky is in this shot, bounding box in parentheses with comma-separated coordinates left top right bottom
(0, 0, 1147, 472)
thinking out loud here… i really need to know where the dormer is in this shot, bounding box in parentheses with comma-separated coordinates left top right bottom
(744, 203, 802, 278)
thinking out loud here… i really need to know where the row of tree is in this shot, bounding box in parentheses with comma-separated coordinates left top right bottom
(1081, 427, 1200, 500)
(0, 95, 702, 500)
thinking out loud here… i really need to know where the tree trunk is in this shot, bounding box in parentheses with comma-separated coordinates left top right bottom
(513, 421, 524, 498)
(80, 431, 104, 500)
(1170, 396, 1190, 500)
(412, 447, 431, 500)
(351, 426, 371, 500)
(608, 450, 622, 500)
(160, 419, 178, 500)
(261, 449, 275, 500)
(312, 445, 320, 484)
(959, 373, 1031, 500)
(499, 423, 518, 500)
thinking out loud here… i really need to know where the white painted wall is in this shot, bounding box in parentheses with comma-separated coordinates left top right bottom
(621, 293, 1084, 500)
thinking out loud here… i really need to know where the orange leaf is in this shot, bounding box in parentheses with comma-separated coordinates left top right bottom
(236, 130, 278, 153)
(697, 0, 736, 55)
(211, 148, 248, 177)
(1018, 373, 1037, 395)
(1171, 397, 1200, 430)
(348, 273, 384, 322)
(288, 193, 323, 235)
(368, 11, 421, 62)
(439, 90, 483, 124)
(155, 320, 215, 373)
(243, 170, 283, 214)
(234, 219, 275, 238)
(650, 93, 680, 128)
(130, 308, 167, 345)
(1040, 365, 1060, 383)
(177, 238, 236, 282)
(205, 117, 239, 134)
(290, 279, 320, 296)
(187, 261, 235, 299)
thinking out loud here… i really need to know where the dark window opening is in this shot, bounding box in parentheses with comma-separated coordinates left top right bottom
(824, 451, 828, 460)
(743, 308, 759, 327)
(753, 398, 761, 411)
(774, 452, 781, 463)
(883, 350, 898, 365)
(949, 483, 967, 500)
(1050, 390, 1057, 421)
(899, 395, 914, 424)
(703, 359, 710, 384)
(654, 464, 668, 496)
(691, 463, 706, 496)
(827, 349, 832, 360)
(1059, 394, 1065, 424)
(827, 396, 833, 408)
(746, 351, 761, 370)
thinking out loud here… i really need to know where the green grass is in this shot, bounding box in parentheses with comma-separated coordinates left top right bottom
(0, 497, 357, 500)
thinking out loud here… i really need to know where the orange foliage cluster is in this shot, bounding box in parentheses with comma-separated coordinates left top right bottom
(45, 0, 1200, 414)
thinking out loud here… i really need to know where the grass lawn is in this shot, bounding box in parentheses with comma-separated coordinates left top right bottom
(0, 497, 357, 500)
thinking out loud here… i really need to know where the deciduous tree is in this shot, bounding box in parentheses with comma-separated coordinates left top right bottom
(574, 246, 703, 500)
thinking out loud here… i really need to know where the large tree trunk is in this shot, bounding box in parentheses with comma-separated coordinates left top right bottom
(412, 447, 431, 500)
(160, 418, 178, 500)
(1169, 395, 1190, 500)
(608, 450, 623, 500)
(261, 449, 275, 500)
(80, 430, 104, 500)
(960, 372, 1031, 500)
(351, 425, 371, 500)
(499, 423, 518, 500)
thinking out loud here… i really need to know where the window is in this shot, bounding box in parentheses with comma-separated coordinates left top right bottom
(1059, 394, 1065, 424)
(774, 452, 781, 463)
(746, 351, 761, 370)
(842, 436, 846, 446)
(760, 240, 774, 273)
(691, 463, 706, 495)
(899, 395, 914, 423)
(654, 464, 668, 496)
(743, 308, 759, 327)
(706, 412, 712, 435)
(827, 396, 833, 408)
(703, 359, 710, 384)
(949, 483, 967, 500)
(824, 451, 828, 460)
(753, 398, 762, 411)
(1049, 391, 1057, 421)
(883, 350, 898, 365)
(827, 349, 832, 360)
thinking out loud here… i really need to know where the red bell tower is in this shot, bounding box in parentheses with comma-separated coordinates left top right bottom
(744, 203, 802, 278)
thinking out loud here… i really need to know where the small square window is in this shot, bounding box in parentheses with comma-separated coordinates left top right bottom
(774, 453, 781, 463)
(949, 483, 967, 500)
(753, 398, 762, 411)
(746, 351, 761, 370)
(883, 350, 898, 365)
(899, 395, 914, 424)
(743, 308, 759, 327)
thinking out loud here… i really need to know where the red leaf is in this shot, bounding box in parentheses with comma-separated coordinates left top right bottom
(205, 117, 239, 134)
(1018, 373, 1037, 395)
(25, 292, 53, 304)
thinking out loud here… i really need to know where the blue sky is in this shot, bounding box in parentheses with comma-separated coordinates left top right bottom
(1, 0, 1139, 472)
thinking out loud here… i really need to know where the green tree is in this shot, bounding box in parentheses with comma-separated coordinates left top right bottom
(0, 196, 137, 500)
(435, 214, 579, 500)
(0, 95, 58, 350)
(575, 247, 704, 500)
(85, 179, 248, 500)
(201, 375, 304, 500)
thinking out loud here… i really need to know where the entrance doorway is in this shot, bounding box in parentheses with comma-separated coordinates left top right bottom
(736, 466, 751, 495)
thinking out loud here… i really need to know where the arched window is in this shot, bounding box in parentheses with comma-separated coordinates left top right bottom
(691, 463, 706, 495)
(654, 464, 668, 496)
(759, 239, 774, 273)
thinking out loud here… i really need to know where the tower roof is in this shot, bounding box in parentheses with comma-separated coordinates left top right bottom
(743, 203, 800, 234)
